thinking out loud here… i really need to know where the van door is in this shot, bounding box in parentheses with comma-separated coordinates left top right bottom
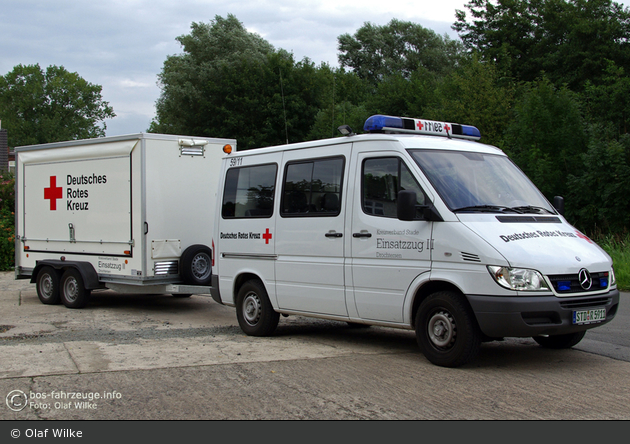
(275, 144, 351, 316)
(349, 150, 432, 323)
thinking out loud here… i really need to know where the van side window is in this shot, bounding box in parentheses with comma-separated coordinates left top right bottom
(222, 164, 277, 218)
(362, 157, 426, 218)
(281, 157, 344, 217)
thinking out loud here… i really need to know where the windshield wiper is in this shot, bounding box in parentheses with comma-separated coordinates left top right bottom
(509, 205, 555, 214)
(453, 205, 524, 214)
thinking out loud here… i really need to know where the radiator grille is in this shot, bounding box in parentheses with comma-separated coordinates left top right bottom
(548, 272, 609, 294)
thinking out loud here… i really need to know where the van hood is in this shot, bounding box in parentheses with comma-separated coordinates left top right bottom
(458, 215, 612, 275)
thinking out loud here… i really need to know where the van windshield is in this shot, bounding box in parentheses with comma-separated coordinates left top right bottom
(408, 149, 555, 214)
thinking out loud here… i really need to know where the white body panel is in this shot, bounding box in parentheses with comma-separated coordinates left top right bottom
(16, 133, 236, 288)
(214, 131, 618, 336)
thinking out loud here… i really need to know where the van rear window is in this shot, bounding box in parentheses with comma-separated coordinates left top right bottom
(222, 164, 277, 218)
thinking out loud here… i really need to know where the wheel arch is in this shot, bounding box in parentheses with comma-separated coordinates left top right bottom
(409, 280, 470, 329)
(31, 260, 101, 290)
(232, 272, 266, 305)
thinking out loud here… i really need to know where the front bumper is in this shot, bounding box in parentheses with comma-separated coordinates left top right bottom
(467, 289, 620, 338)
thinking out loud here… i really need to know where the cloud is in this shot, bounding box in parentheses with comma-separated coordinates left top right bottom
(1, 0, 470, 137)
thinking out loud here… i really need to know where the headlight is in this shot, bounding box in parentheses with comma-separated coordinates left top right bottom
(611, 267, 617, 287)
(487, 266, 550, 291)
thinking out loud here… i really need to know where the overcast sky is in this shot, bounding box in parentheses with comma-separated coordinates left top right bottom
(2, 0, 629, 138)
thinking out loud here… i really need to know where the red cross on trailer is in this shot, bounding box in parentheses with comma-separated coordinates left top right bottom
(44, 176, 63, 210)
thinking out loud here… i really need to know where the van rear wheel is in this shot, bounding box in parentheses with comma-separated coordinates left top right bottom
(236, 280, 279, 337)
(415, 291, 481, 368)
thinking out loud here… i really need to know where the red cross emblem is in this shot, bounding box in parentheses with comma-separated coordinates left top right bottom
(416, 121, 424, 131)
(44, 176, 63, 210)
(263, 228, 272, 244)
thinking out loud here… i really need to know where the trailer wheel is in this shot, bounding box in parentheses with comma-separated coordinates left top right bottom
(180, 245, 212, 286)
(415, 291, 481, 368)
(36, 266, 61, 305)
(236, 280, 279, 336)
(533, 331, 586, 349)
(60, 269, 91, 309)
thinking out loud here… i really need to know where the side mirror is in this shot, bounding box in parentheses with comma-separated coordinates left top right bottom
(397, 190, 417, 221)
(397, 190, 443, 222)
(553, 196, 565, 216)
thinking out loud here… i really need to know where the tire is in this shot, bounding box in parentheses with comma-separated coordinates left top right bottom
(236, 280, 279, 336)
(415, 291, 482, 368)
(36, 266, 61, 305)
(533, 331, 586, 349)
(180, 245, 212, 286)
(60, 268, 91, 309)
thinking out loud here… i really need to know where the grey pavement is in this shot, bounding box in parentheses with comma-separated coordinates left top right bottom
(1, 271, 629, 420)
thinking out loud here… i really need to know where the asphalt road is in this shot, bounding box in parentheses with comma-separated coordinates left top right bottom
(1, 272, 629, 421)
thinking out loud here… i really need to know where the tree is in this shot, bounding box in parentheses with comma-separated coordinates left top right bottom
(150, 15, 275, 139)
(566, 132, 630, 233)
(338, 18, 464, 86)
(583, 61, 630, 137)
(0, 64, 115, 147)
(151, 14, 330, 149)
(426, 56, 515, 147)
(453, 0, 630, 90)
(504, 78, 587, 200)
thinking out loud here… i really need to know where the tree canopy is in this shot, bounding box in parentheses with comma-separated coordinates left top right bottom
(148, 10, 630, 235)
(453, 0, 630, 90)
(150, 14, 328, 149)
(338, 19, 464, 86)
(0, 64, 115, 147)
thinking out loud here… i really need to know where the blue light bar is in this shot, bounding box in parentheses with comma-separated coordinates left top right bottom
(363, 114, 481, 141)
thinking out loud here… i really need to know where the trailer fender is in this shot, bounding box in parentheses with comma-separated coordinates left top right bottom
(31, 260, 102, 290)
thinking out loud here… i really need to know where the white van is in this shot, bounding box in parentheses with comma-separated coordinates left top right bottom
(211, 115, 619, 367)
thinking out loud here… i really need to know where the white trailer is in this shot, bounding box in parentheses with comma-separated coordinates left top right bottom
(14, 133, 236, 308)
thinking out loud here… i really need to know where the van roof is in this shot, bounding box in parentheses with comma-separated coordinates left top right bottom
(234, 133, 506, 157)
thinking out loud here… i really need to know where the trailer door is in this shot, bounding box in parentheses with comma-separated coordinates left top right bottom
(20, 140, 137, 257)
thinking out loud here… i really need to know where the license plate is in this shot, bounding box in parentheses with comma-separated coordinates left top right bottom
(572, 308, 606, 325)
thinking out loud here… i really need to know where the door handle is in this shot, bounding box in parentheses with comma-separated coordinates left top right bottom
(325, 231, 343, 238)
(352, 232, 372, 238)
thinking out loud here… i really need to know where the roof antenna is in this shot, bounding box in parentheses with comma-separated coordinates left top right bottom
(279, 68, 289, 144)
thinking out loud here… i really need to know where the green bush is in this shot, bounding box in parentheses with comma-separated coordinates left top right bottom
(0, 173, 15, 271)
(596, 233, 630, 292)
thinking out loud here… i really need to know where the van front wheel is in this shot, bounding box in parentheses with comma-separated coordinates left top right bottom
(415, 291, 481, 368)
(236, 280, 279, 337)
